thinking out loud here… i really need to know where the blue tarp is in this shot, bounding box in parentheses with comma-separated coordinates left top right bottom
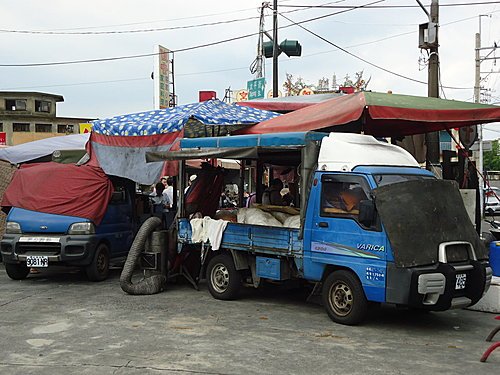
(88, 99, 280, 184)
(91, 99, 280, 137)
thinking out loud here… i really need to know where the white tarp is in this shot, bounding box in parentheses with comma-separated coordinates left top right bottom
(0, 133, 89, 164)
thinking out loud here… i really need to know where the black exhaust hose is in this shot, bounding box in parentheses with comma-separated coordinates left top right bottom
(120, 216, 166, 295)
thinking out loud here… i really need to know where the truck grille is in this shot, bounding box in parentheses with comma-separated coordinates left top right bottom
(16, 243, 61, 256)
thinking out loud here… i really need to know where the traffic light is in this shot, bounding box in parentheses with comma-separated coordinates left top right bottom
(262, 41, 278, 58)
(279, 39, 302, 57)
(262, 40, 302, 58)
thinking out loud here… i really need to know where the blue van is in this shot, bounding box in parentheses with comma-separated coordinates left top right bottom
(1, 179, 136, 281)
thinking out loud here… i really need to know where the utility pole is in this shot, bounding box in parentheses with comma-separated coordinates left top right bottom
(272, 0, 278, 97)
(255, 3, 267, 79)
(475, 14, 496, 217)
(426, 0, 441, 176)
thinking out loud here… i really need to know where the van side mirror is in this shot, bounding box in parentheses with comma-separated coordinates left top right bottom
(358, 200, 376, 227)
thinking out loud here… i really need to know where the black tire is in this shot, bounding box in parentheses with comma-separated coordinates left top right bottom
(85, 243, 110, 282)
(322, 270, 368, 325)
(5, 263, 30, 280)
(206, 253, 241, 300)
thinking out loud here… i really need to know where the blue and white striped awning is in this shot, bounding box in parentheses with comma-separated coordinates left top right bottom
(91, 99, 280, 137)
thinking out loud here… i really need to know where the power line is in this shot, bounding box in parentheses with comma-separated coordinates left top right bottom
(278, 11, 471, 90)
(0, 77, 150, 90)
(3, 5, 488, 89)
(0, 15, 261, 35)
(0, 0, 343, 35)
(280, 1, 500, 9)
(0, 1, 384, 67)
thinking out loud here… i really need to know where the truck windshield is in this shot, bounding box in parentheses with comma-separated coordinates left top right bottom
(373, 174, 434, 187)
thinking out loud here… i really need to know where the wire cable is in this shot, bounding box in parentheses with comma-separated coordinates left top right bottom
(0, 1, 384, 67)
(278, 11, 471, 90)
(280, 1, 500, 9)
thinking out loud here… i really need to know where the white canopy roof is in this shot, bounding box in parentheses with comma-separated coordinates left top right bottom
(0, 133, 89, 164)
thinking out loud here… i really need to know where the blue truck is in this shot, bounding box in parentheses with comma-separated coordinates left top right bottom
(1, 178, 136, 281)
(150, 131, 493, 325)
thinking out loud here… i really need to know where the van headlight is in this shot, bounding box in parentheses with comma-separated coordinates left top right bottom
(68, 222, 95, 235)
(5, 222, 22, 234)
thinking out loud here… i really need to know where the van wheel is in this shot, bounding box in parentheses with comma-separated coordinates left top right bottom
(322, 270, 368, 325)
(206, 253, 241, 300)
(5, 263, 30, 280)
(86, 244, 110, 282)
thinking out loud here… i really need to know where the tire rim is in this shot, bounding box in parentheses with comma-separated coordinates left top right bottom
(96, 250, 107, 274)
(329, 281, 353, 317)
(210, 263, 229, 293)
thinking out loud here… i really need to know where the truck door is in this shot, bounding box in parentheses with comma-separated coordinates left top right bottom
(98, 186, 135, 257)
(305, 173, 387, 302)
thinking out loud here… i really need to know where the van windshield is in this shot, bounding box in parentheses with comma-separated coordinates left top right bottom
(373, 174, 434, 187)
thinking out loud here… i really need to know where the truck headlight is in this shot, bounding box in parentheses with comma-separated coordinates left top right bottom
(68, 222, 95, 235)
(5, 222, 22, 234)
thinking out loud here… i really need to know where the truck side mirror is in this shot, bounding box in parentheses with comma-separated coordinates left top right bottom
(358, 200, 376, 227)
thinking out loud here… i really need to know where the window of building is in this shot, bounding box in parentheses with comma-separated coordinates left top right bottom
(35, 100, 51, 113)
(57, 124, 75, 134)
(13, 123, 30, 132)
(5, 99, 27, 111)
(35, 124, 53, 133)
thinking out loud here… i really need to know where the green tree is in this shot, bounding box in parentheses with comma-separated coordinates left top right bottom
(483, 140, 500, 171)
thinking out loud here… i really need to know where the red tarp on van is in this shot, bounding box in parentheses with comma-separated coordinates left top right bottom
(2, 162, 113, 224)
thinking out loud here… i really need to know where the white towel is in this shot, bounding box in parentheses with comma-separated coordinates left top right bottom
(204, 218, 229, 251)
(190, 217, 228, 250)
(190, 218, 205, 243)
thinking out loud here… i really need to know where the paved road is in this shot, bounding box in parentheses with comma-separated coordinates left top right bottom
(0, 264, 498, 375)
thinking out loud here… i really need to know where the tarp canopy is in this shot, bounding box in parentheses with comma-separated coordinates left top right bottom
(236, 93, 343, 113)
(89, 99, 279, 184)
(2, 162, 113, 224)
(0, 133, 89, 164)
(238, 91, 500, 137)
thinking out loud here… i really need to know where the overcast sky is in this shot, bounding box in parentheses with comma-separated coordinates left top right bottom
(1, 0, 499, 138)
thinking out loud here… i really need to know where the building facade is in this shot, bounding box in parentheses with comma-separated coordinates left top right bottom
(0, 91, 93, 146)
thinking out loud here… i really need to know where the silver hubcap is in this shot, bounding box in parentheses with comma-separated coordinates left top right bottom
(329, 281, 353, 317)
(211, 263, 229, 293)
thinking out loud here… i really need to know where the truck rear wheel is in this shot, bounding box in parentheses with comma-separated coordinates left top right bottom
(85, 243, 110, 282)
(5, 263, 30, 280)
(206, 253, 241, 300)
(322, 270, 368, 325)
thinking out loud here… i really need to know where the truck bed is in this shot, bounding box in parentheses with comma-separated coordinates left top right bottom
(177, 218, 303, 257)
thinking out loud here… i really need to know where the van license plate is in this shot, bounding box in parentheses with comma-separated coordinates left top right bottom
(455, 273, 466, 290)
(26, 256, 48, 268)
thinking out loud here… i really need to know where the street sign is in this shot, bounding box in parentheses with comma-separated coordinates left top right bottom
(235, 89, 249, 102)
(79, 123, 92, 134)
(247, 78, 266, 100)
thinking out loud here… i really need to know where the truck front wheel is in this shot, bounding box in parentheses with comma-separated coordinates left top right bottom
(85, 243, 110, 282)
(5, 263, 30, 280)
(206, 253, 241, 300)
(322, 270, 368, 325)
